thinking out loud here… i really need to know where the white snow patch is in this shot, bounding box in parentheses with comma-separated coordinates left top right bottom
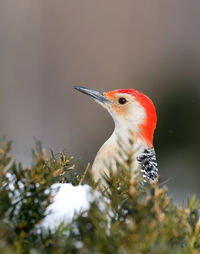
(40, 183, 94, 231)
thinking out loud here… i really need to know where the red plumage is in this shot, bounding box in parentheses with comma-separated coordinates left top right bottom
(116, 89, 157, 146)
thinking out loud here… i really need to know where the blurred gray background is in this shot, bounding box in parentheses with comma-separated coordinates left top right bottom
(0, 0, 200, 203)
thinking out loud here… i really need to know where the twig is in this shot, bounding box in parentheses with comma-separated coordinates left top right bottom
(78, 163, 90, 185)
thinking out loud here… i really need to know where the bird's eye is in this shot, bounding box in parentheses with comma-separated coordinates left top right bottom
(118, 97, 127, 105)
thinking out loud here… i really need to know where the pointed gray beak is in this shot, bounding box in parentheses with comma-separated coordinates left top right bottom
(74, 86, 110, 104)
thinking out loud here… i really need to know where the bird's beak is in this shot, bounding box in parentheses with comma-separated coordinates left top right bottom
(74, 86, 110, 104)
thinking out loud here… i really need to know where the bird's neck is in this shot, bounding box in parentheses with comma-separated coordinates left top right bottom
(112, 125, 148, 159)
(91, 124, 149, 184)
(114, 117, 153, 147)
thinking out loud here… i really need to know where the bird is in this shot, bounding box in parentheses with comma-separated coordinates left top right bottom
(74, 86, 158, 187)
(41, 86, 158, 231)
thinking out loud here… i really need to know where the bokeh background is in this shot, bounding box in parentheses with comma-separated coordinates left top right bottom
(0, 0, 200, 203)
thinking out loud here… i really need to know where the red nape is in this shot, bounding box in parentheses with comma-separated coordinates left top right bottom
(117, 89, 157, 146)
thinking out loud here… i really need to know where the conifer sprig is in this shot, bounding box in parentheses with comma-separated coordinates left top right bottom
(0, 139, 199, 253)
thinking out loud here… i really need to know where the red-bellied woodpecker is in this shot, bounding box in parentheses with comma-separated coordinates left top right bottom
(75, 86, 158, 186)
(41, 87, 158, 231)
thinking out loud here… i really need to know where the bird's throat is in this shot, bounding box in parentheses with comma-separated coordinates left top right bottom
(91, 128, 147, 185)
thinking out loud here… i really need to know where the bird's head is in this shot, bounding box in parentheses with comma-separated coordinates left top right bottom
(75, 86, 157, 146)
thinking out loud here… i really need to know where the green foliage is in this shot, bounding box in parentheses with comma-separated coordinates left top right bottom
(0, 139, 78, 253)
(0, 139, 200, 254)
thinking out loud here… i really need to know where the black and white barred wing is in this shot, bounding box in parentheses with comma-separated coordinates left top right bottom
(137, 148, 158, 183)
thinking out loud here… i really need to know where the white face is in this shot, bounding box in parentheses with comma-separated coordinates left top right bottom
(74, 86, 146, 132)
(75, 86, 156, 147)
(103, 92, 146, 131)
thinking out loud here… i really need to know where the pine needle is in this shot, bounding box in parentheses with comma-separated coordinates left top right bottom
(78, 162, 90, 185)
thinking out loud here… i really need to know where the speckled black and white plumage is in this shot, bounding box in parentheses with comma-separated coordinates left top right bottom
(137, 148, 158, 183)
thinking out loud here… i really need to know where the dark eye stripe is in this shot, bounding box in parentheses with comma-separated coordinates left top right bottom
(118, 97, 127, 104)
